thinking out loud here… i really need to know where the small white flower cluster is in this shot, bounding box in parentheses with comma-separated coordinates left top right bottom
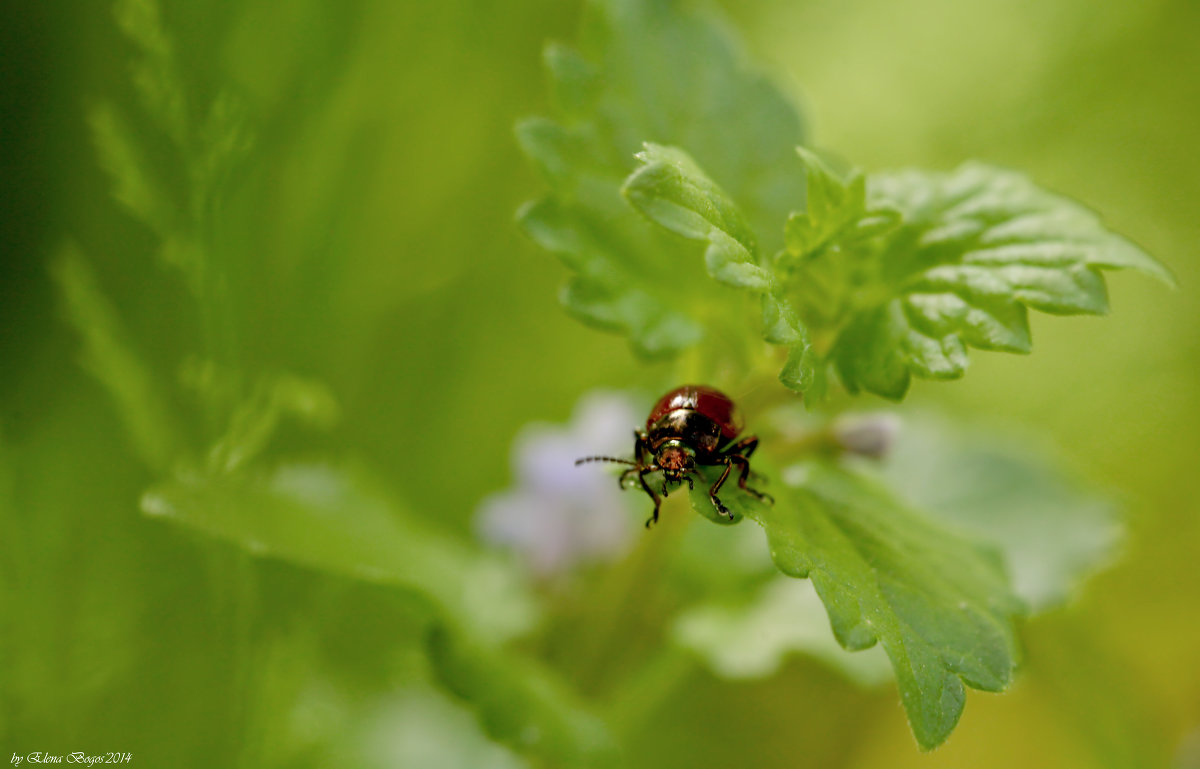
(476, 392, 640, 576)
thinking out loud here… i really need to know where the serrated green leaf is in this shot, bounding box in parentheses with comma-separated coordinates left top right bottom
(820, 163, 1172, 398)
(873, 164, 1175, 285)
(623, 143, 769, 290)
(782, 148, 869, 261)
(625, 145, 757, 250)
(140, 460, 538, 643)
(716, 460, 1022, 750)
(760, 292, 800, 345)
(872, 416, 1122, 611)
(779, 338, 828, 399)
(518, 0, 807, 356)
(760, 290, 829, 400)
(771, 148, 903, 398)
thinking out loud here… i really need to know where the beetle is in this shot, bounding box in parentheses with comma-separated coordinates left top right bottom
(576, 385, 772, 527)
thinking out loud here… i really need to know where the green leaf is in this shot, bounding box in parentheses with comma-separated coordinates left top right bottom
(623, 143, 768, 290)
(427, 627, 619, 769)
(674, 576, 893, 686)
(140, 460, 538, 643)
(782, 147, 872, 261)
(620, 144, 842, 396)
(771, 149, 901, 399)
(871, 416, 1122, 611)
(518, 0, 807, 356)
(720, 460, 1022, 750)
(825, 163, 1173, 398)
(840, 308, 905, 396)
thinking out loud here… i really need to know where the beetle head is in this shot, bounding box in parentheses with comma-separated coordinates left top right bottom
(656, 440, 696, 483)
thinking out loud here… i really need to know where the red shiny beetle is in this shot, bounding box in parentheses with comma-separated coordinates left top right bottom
(576, 385, 771, 527)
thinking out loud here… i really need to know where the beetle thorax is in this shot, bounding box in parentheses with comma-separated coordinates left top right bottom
(649, 408, 723, 459)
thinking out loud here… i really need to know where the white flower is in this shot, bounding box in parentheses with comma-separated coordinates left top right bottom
(476, 391, 640, 576)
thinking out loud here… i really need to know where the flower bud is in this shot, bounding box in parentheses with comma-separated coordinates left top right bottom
(832, 412, 901, 459)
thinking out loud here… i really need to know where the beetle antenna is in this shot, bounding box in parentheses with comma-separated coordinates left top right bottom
(575, 455, 637, 466)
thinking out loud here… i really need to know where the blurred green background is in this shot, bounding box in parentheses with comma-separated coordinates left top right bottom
(2, 0, 1197, 767)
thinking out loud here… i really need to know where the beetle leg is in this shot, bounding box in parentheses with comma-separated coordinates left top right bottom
(637, 466, 663, 528)
(708, 459, 734, 518)
(685, 474, 694, 491)
(724, 435, 758, 457)
(730, 454, 774, 505)
(633, 430, 653, 464)
(618, 467, 640, 489)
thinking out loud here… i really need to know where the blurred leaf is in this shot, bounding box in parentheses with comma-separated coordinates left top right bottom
(140, 460, 537, 643)
(824, 163, 1175, 398)
(88, 103, 177, 238)
(103, 0, 253, 295)
(516, 195, 704, 357)
(0, 433, 9, 506)
(345, 686, 531, 769)
(195, 91, 254, 195)
(1024, 614, 1174, 769)
(518, 0, 807, 356)
(88, 96, 202, 286)
(427, 626, 618, 769)
(673, 576, 892, 686)
(702, 460, 1022, 750)
(113, 0, 188, 145)
(666, 506, 774, 593)
(50, 243, 180, 472)
(870, 416, 1122, 611)
(205, 372, 340, 473)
